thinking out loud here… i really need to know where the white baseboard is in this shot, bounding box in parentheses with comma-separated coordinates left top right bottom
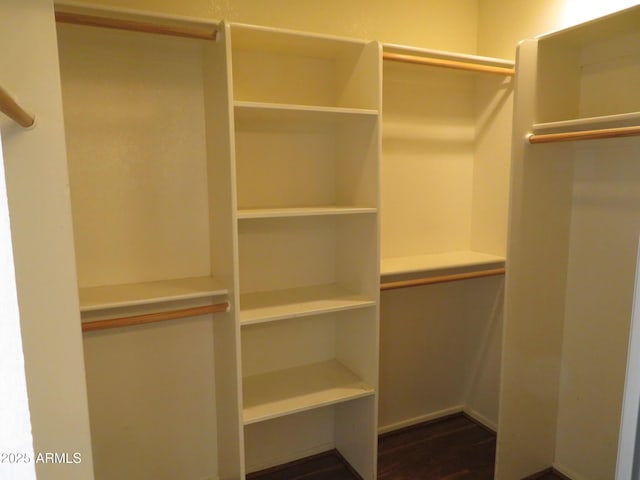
(554, 462, 587, 480)
(378, 405, 465, 435)
(378, 405, 497, 435)
(463, 407, 497, 432)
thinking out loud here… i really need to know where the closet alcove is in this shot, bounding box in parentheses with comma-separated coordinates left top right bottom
(379, 44, 513, 434)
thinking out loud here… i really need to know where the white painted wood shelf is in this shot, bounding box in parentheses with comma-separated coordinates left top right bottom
(240, 284, 375, 326)
(79, 275, 227, 312)
(234, 101, 378, 123)
(242, 359, 375, 425)
(237, 207, 377, 219)
(381, 251, 505, 277)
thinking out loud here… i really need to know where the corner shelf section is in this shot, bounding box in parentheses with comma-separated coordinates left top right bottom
(243, 359, 375, 425)
(240, 284, 375, 326)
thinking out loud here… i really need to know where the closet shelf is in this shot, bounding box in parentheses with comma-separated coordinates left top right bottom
(234, 101, 378, 122)
(79, 275, 227, 312)
(243, 360, 374, 425)
(240, 284, 375, 326)
(237, 206, 377, 219)
(81, 303, 228, 332)
(529, 112, 640, 144)
(381, 251, 505, 277)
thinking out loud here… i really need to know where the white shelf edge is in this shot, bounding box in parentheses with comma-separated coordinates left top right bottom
(382, 42, 515, 69)
(242, 360, 375, 425)
(239, 284, 376, 326)
(380, 251, 506, 277)
(234, 100, 378, 117)
(532, 111, 640, 135)
(237, 206, 377, 220)
(79, 275, 228, 312)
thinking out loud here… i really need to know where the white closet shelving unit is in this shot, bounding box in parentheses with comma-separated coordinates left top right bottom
(54, 3, 242, 480)
(378, 43, 514, 434)
(225, 23, 381, 477)
(497, 5, 640, 479)
(54, 4, 381, 478)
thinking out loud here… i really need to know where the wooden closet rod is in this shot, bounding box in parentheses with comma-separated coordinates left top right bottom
(528, 125, 640, 144)
(0, 86, 35, 128)
(380, 267, 506, 291)
(55, 11, 218, 40)
(382, 52, 515, 77)
(81, 302, 228, 332)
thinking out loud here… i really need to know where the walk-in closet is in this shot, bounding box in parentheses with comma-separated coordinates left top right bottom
(3, 2, 640, 480)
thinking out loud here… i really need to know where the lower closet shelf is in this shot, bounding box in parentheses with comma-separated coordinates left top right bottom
(240, 284, 375, 325)
(243, 360, 374, 425)
(381, 250, 505, 276)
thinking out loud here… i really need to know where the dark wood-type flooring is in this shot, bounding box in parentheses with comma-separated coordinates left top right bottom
(247, 413, 566, 480)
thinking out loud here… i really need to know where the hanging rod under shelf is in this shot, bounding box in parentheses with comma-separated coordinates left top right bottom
(55, 11, 218, 40)
(382, 52, 515, 76)
(81, 302, 228, 332)
(528, 125, 640, 144)
(0, 86, 35, 128)
(380, 267, 506, 291)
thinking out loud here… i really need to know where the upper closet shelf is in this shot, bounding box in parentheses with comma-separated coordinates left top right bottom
(240, 284, 375, 326)
(79, 275, 227, 312)
(382, 43, 515, 76)
(237, 207, 377, 220)
(529, 112, 640, 144)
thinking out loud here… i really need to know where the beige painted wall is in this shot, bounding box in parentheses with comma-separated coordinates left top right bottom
(478, 0, 640, 59)
(66, 0, 479, 53)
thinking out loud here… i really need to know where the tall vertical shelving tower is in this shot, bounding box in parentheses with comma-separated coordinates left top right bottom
(223, 23, 382, 477)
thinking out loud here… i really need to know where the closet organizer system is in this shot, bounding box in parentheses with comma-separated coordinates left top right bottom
(497, 5, 640, 480)
(0, 3, 515, 479)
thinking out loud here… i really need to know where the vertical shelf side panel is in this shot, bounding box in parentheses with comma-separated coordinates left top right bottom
(496, 39, 574, 479)
(335, 396, 377, 480)
(204, 22, 245, 479)
(334, 41, 381, 480)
